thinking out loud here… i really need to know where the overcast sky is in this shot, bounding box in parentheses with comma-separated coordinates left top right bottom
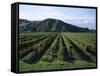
(19, 5, 96, 29)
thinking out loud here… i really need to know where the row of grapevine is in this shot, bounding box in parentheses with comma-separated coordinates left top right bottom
(19, 34, 55, 51)
(20, 34, 58, 63)
(63, 33, 96, 54)
(19, 34, 57, 59)
(41, 33, 60, 62)
(63, 34, 95, 62)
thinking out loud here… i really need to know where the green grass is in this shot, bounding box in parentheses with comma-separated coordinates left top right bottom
(19, 60, 96, 72)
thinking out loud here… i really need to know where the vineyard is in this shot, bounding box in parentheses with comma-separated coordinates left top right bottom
(19, 32, 96, 71)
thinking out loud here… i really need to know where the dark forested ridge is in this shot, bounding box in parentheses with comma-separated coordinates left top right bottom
(19, 18, 92, 32)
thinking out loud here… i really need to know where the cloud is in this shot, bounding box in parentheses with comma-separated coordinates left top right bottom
(19, 5, 66, 21)
(42, 7, 53, 11)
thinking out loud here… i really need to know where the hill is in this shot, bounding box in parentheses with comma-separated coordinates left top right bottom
(19, 18, 91, 32)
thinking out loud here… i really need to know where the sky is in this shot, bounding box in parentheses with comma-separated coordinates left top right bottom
(19, 4, 96, 30)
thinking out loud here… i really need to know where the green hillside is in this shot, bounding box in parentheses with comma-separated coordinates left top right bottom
(19, 18, 91, 32)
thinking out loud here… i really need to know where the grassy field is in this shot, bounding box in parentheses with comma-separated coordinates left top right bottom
(19, 32, 96, 72)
